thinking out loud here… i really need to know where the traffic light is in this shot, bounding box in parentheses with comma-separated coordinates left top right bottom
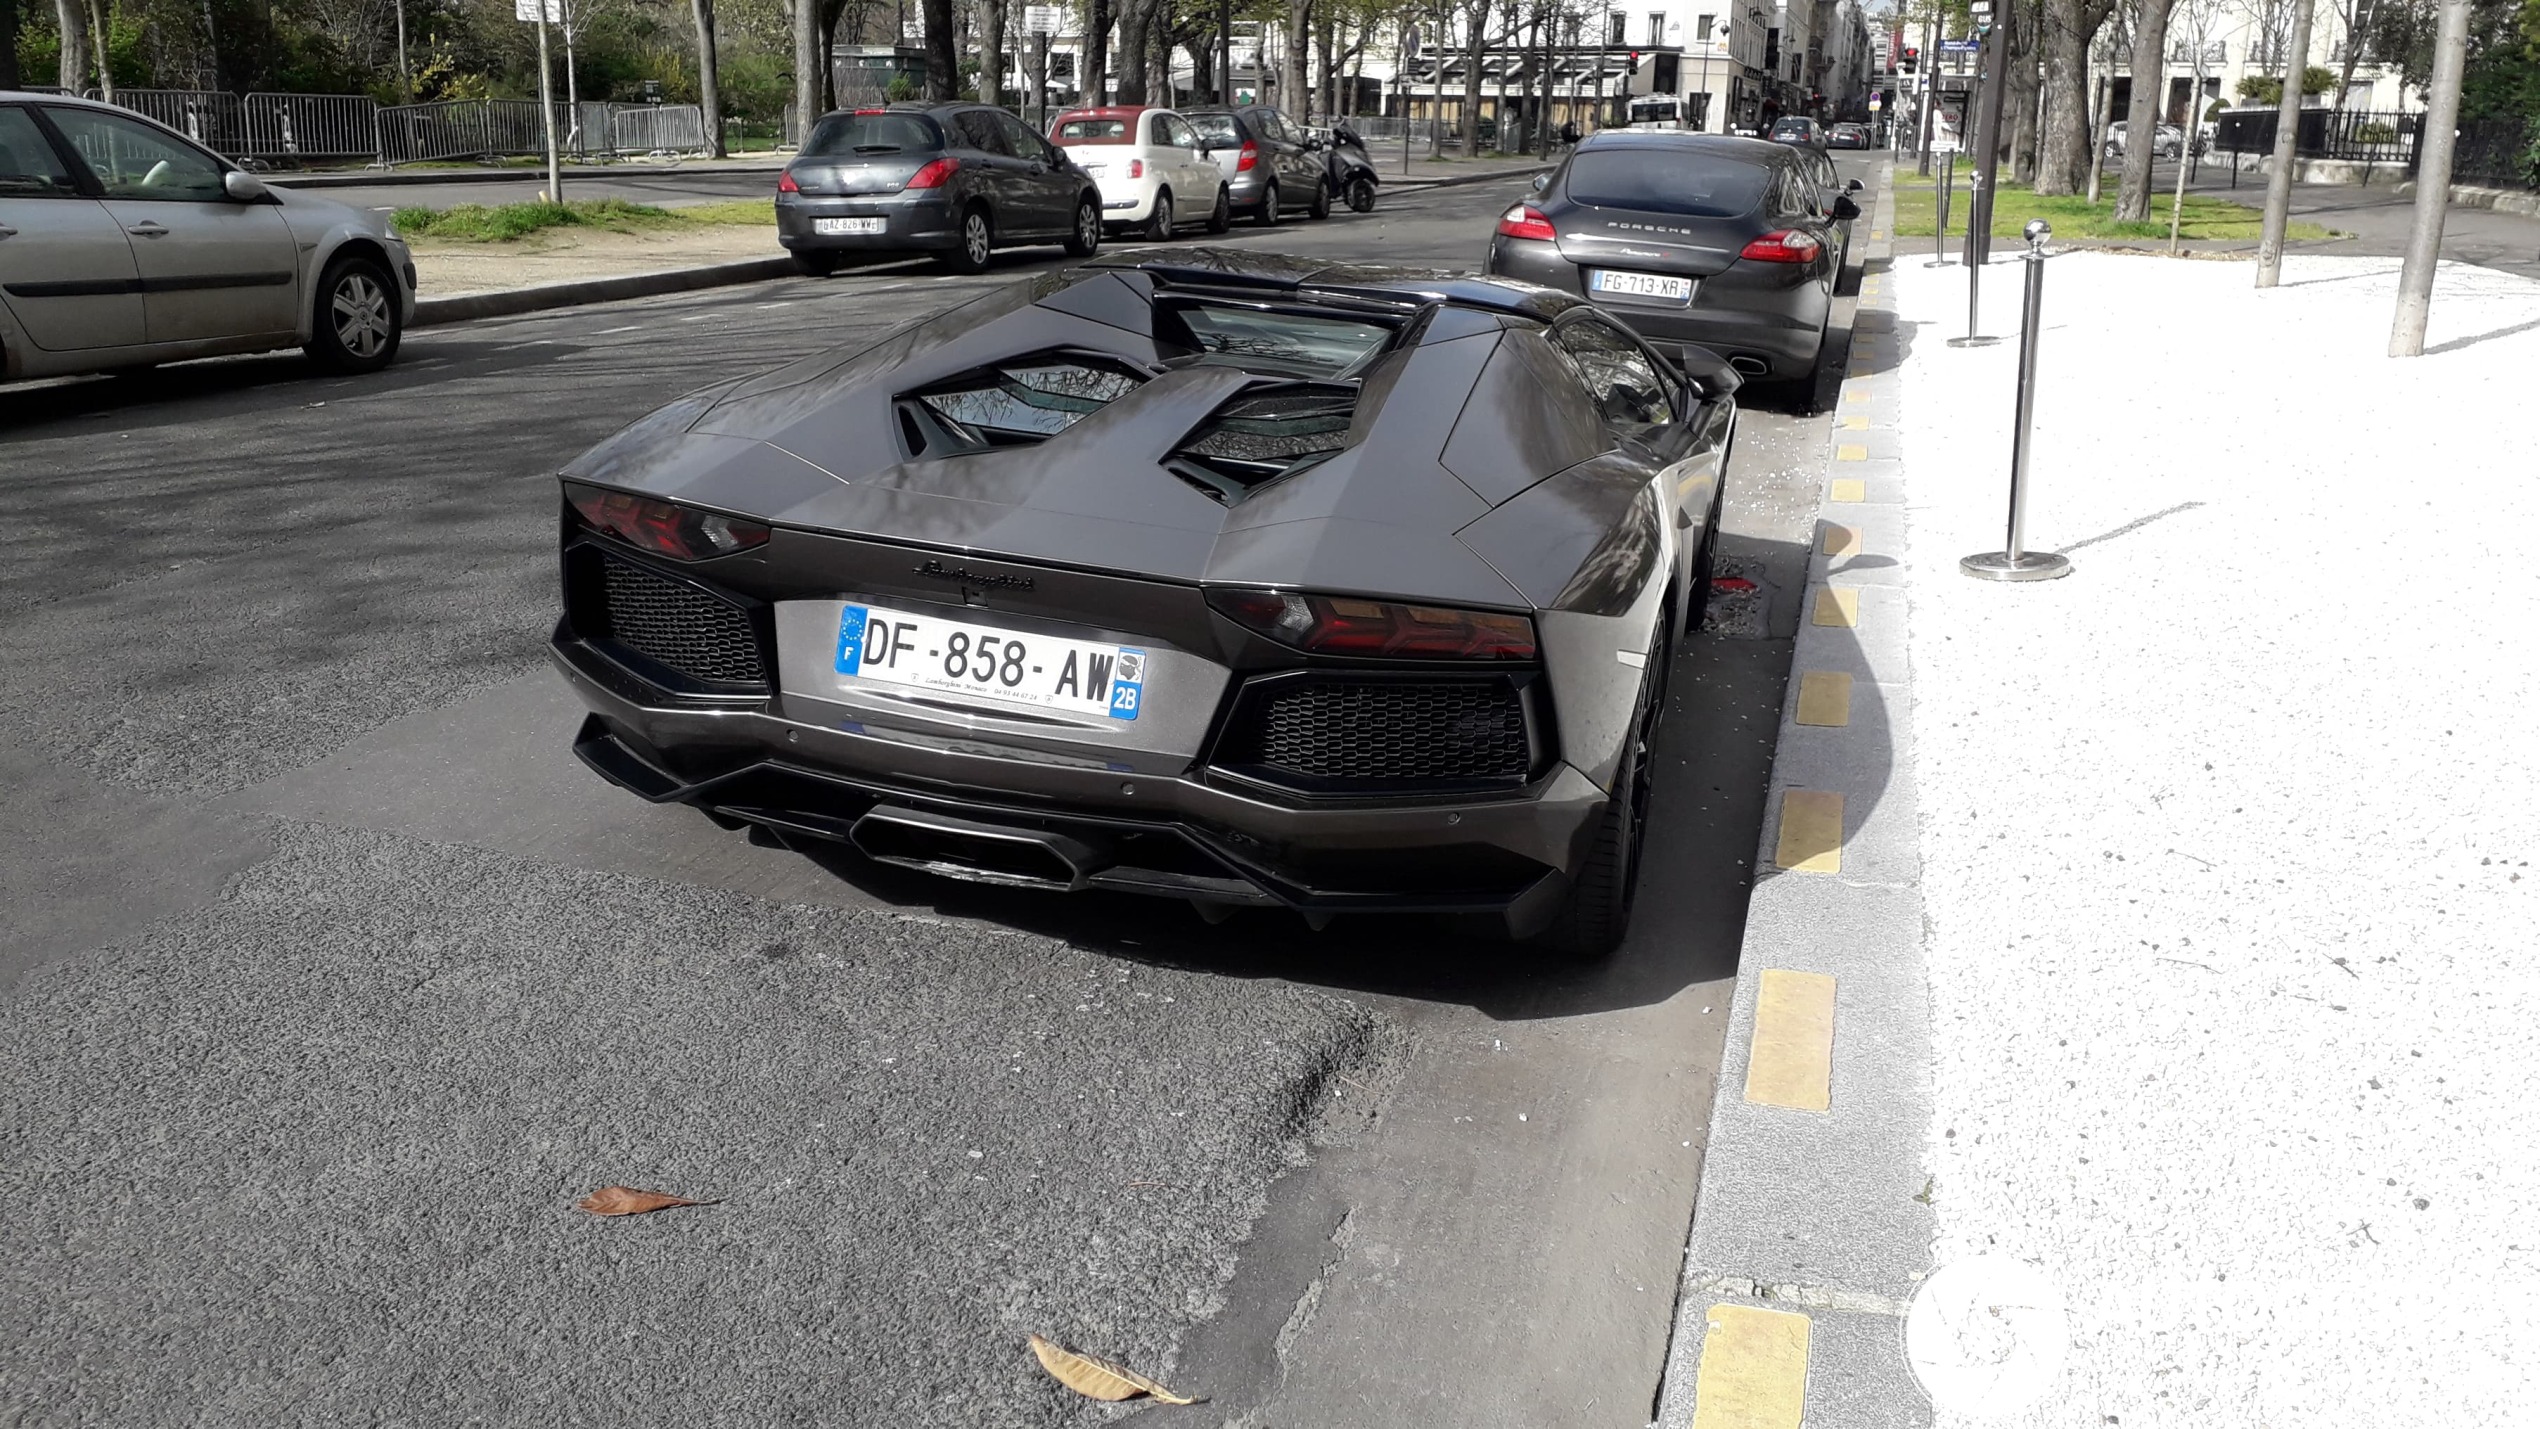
(1627, 50, 1643, 74)
(1901, 46, 1920, 73)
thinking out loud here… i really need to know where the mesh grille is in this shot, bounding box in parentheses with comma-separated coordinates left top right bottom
(599, 556, 766, 687)
(1222, 679, 1529, 787)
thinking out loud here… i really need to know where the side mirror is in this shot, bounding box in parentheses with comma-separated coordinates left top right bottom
(1672, 343, 1742, 401)
(1845, 177, 1864, 192)
(223, 170, 271, 203)
(1830, 194, 1862, 221)
(1529, 171, 1551, 193)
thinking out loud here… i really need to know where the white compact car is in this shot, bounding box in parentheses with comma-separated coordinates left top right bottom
(0, 90, 415, 383)
(1046, 105, 1231, 241)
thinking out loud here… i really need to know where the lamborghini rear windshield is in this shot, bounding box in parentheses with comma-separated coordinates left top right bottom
(1165, 301, 1398, 378)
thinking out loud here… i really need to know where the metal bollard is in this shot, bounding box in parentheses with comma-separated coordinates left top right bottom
(1961, 220, 2073, 583)
(1928, 156, 1955, 268)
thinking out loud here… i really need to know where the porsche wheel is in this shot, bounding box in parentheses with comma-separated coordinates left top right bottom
(306, 254, 401, 375)
(942, 206, 995, 274)
(1205, 185, 1232, 233)
(1535, 656, 1656, 959)
(1346, 174, 1376, 212)
(1252, 181, 1281, 226)
(1064, 196, 1103, 257)
(1142, 189, 1175, 242)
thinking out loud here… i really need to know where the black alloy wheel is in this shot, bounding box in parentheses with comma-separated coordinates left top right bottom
(1346, 174, 1376, 212)
(943, 206, 995, 274)
(1536, 651, 1659, 958)
(1064, 197, 1103, 257)
(306, 254, 401, 375)
(1253, 181, 1281, 226)
(1307, 177, 1331, 220)
(1143, 189, 1176, 241)
(1206, 185, 1232, 232)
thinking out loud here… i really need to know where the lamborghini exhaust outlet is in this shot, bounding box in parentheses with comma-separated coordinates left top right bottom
(847, 805, 1108, 891)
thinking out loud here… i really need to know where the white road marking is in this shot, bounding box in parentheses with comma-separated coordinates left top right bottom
(595, 324, 643, 335)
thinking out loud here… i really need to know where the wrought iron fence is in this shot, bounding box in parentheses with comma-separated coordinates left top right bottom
(2211, 107, 2418, 166)
(2451, 117, 2540, 191)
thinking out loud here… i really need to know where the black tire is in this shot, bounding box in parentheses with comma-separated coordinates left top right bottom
(1307, 177, 1331, 220)
(1063, 196, 1102, 257)
(304, 254, 401, 375)
(940, 205, 995, 274)
(1346, 174, 1376, 212)
(791, 249, 843, 278)
(1205, 184, 1232, 233)
(1534, 656, 1657, 959)
(1252, 181, 1281, 226)
(1142, 189, 1176, 241)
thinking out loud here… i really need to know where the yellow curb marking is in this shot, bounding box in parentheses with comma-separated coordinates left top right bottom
(1830, 478, 1866, 503)
(1843, 387, 1871, 404)
(1745, 969, 1838, 1111)
(1870, 228, 1885, 240)
(1795, 672, 1853, 727)
(1691, 1303, 1812, 1429)
(1773, 789, 1844, 873)
(1835, 444, 1868, 462)
(1811, 588, 1860, 627)
(1839, 415, 1870, 430)
(1820, 523, 1860, 556)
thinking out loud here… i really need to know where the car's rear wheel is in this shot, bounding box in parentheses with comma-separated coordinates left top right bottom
(305, 254, 401, 375)
(791, 249, 843, 277)
(1534, 653, 1658, 959)
(1205, 184, 1232, 232)
(1346, 174, 1376, 212)
(1253, 181, 1281, 226)
(1307, 177, 1332, 220)
(1064, 196, 1102, 257)
(941, 206, 995, 274)
(1143, 189, 1175, 241)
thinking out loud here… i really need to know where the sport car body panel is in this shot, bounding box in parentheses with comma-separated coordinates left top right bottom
(549, 249, 1733, 928)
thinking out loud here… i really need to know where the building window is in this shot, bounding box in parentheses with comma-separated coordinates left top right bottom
(1649, 12, 1665, 44)
(1608, 10, 1627, 45)
(1697, 14, 1715, 41)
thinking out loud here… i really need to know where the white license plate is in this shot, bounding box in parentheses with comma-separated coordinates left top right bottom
(813, 216, 885, 236)
(1590, 269, 1694, 303)
(835, 604, 1146, 721)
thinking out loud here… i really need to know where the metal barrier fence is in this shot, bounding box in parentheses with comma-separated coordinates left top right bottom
(608, 104, 707, 154)
(242, 92, 380, 163)
(374, 98, 561, 166)
(54, 87, 711, 167)
(86, 88, 249, 153)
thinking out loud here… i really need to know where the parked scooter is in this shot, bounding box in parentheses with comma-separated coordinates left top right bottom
(1320, 123, 1381, 213)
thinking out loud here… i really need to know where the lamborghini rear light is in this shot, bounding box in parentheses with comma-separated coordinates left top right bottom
(906, 156, 960, 189)
(1237, 140, 1259, 172)
(1209, 589, 1538, 660)
(1739, 229, 1822, 263)
(564, 481, 770, 562)
(1495, 204, 1556, 241)
(777, 170, 800, 193)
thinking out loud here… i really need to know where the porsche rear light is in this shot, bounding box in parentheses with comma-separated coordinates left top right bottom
(1495, 203, 1557, 241)
(906, 156, 960, 189)
(777, 170, 800, 193)
(564, 481, 771, 562)
(1739, 229, 1822, 263)
(1237, 140, 1259, 172)
(1209, 589, 1538, 660)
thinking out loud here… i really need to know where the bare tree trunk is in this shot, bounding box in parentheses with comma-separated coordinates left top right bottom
(2034, 0, 2106, 193)
(1086, 0, 1109, 102)
(1316, 13, 1335, 116)
(1115, 0, 1147, 101)
(921, 0, 955, 98)
(2254, 0, 2314, 283)
(83, 0, 111, 96)
(1459, 0, 1485, 156)
(794, 0, 822, 134)
(692, 0, 724, 155)
(2087, 67, 2112, 201)
(2113, 0, 2175, 220)
(2007, 0, 2042, 183)
(2168, 49, 2205, 249)
(1279, 0, 1309, 117)
(2331, 0, 2365, 114)
(53, 0, 85, 90)
(979, 0, 1005, 104)
(0, 0, 20, 91)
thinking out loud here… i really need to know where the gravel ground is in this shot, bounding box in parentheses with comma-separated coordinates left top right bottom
(0, 824, 1397, 1428)
(1895, 252, 2540, 1422)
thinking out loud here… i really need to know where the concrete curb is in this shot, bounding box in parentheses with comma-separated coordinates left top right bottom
(1649, 161, 1939, 1429)
(411, 257, 803, 327)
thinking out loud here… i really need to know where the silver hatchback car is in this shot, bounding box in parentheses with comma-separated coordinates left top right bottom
(0, 91, 416, 383)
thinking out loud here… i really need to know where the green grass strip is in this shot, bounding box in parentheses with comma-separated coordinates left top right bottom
(392, 196, 775, 243)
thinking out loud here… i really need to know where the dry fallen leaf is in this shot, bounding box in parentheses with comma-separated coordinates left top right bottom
(1028, 1333, 1198, 1405)
(576, 1186, 714, 1217)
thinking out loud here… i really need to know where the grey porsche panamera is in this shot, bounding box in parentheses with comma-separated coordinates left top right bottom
(549, 250, 1736, 955)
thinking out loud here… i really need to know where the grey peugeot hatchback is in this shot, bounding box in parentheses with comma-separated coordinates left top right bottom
(777, 103, 1104, 276)
(1485, 133, 1855, 404)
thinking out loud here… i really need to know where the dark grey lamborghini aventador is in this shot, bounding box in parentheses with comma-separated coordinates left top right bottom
(548, 249, 1738, 955)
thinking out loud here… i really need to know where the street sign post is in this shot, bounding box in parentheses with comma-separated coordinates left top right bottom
(515, 0, 563, 200)
(1024, 4, 1061, 32)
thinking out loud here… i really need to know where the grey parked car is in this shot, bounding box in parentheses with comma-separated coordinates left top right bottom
(548, 250, 1738, 956)
(777, 103, 1104, 276)
(1486, 133, 1857, 403)
(0, 91, 415, 383)
(1178, 106, 1331, 225)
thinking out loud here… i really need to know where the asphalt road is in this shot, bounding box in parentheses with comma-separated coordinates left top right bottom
(0, 164, 1870, 1427)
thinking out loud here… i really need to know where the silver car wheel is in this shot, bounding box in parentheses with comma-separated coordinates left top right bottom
(964, 213, 992, 267)
(331, 273, 391, 359)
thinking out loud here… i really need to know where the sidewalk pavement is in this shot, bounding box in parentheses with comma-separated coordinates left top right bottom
(1655, 243, 2540, 1424)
